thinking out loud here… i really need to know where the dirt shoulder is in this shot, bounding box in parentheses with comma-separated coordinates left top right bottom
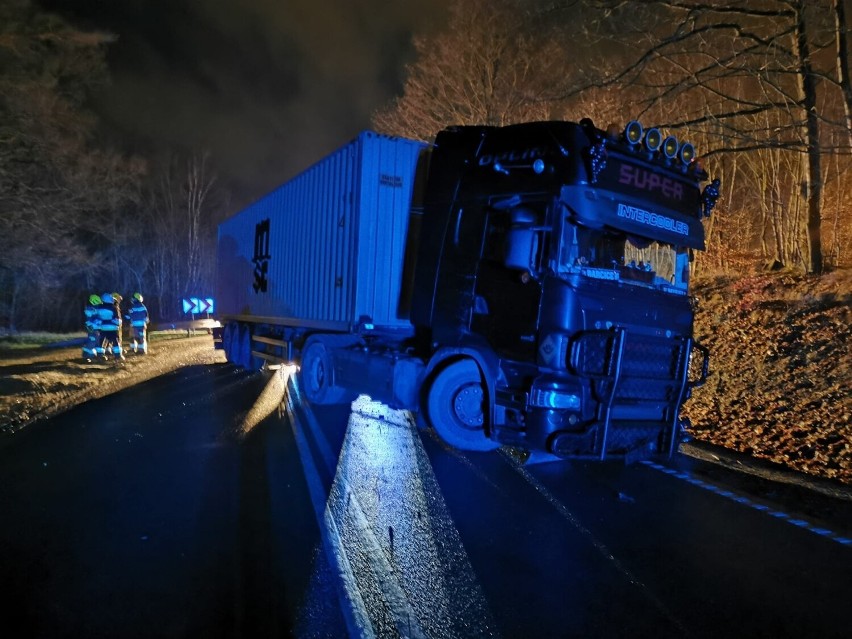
(0, 334, 226, 435)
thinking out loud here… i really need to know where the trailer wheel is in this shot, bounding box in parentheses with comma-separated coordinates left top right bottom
(234, 324, 249, 368)
(240, 326, 263, 371)
(300, 338, 348, 405)
(222, 324, 235, 363)
(227, 323, 243, 365)
(426, 359, 499, 452)
(241, 327, 263, 370)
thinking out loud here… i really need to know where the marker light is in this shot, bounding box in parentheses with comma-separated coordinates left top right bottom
(625, 120, 643, 144)
(645, 128, 662, 152)
(663, 136, 679, 159)
(679, 142, 695, 165)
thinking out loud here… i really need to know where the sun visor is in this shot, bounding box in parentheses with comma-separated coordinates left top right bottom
(561, 185, 706, 250)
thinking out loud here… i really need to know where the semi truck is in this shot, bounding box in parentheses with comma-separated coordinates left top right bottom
(215, 119, 716, 461)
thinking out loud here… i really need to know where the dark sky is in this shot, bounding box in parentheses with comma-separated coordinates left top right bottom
(41, 0, 450, 208)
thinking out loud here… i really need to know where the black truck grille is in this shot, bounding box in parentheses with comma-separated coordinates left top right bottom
(622, 337, 680, 379)
(571, 332, 684, 402)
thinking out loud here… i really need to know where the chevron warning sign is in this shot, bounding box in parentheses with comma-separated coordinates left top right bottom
(181, 297, 215, 315)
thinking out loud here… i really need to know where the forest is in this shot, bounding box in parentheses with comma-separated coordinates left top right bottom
(2, 0, 851, 330)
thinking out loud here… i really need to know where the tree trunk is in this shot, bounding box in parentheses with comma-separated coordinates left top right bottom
(793, 1, 824, 274)
(834, 0, 852, 145)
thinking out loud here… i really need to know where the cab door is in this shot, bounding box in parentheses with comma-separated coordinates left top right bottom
(470, 206, 544, 361)
(428, 204, 487, 343)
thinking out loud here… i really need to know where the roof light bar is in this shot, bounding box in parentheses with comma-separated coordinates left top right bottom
(621, 121, 700, 170)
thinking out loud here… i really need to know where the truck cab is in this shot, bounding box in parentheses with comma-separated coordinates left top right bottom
(412, 120, 714, 461)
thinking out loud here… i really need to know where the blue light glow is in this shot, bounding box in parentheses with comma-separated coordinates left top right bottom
(284, 384, 497, 636)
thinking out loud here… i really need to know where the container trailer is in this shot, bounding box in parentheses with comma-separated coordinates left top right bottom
(215, 120, 716, 461)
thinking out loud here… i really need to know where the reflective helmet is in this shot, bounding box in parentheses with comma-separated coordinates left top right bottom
(113, 292, 122, 301)
(89, 294, 101, 306)
(102, 293, 113, 304)
(133, 292, 143, 302)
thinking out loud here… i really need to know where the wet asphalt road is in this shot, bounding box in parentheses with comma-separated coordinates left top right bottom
(0, 364, 331, 638)
(1, 364, 850, 638)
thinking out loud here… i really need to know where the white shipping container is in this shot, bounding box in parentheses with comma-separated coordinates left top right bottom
(216, 131, 426, 331)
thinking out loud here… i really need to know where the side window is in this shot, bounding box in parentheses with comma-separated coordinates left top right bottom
(483, 210, 509, 263)
(484, 206, 547, 274)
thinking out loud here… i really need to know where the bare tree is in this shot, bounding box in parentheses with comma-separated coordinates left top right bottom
(563, 0, 847, 273)
(0, 1, 142, 329)
(833, 0, 852, 141)
(144, 151, 223, 320)
(184, 152, 217, 295)
(373, 0, 571, 139)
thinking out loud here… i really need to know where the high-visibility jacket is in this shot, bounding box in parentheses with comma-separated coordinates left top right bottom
(96, 301, 120, 332)
(84, 303, 100, 332)
(128, 300, 149, 327)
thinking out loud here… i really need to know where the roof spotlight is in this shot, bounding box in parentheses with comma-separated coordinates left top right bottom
(663, 136, 679, 159)
(625, 120, 643, 145)
(679, 142, 695, 165)
(645, 128, 662, 152)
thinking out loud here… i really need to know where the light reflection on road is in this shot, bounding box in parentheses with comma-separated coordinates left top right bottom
(283, 377, 497, 638)
(237, 364, 295, 436)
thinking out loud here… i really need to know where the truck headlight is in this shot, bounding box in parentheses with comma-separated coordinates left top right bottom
(530, 387, 581, 410)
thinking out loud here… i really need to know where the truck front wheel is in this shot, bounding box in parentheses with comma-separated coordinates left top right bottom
(426, 359, 499, 452)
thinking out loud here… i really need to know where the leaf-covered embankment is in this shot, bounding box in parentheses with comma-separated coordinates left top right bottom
(684, 270, 852, 484)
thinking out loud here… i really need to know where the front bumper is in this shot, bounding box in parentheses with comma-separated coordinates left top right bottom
(518, 328, 709, 461)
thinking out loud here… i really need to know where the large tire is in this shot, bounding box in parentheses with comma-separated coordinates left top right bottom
(230, 324, 249, 368)
(239, 325, 254, 369)
(222, 323, 236, 363)
(426, 359, 499, 451)
(226, 323, 241, 364)
(299, 338, 349, 405)
(241, 327, 263, 370)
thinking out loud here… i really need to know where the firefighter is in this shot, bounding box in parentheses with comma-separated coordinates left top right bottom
(97, 292, 124, 361)
(112, 292, 125, 356)
(82, 294, 101, 362)
(127, 292, 150, 354)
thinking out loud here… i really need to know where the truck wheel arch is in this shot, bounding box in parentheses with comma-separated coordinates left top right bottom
(423, 344, 501, 451)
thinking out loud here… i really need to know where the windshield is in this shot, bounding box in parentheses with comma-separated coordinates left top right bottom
(554, 222, 690, 294)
